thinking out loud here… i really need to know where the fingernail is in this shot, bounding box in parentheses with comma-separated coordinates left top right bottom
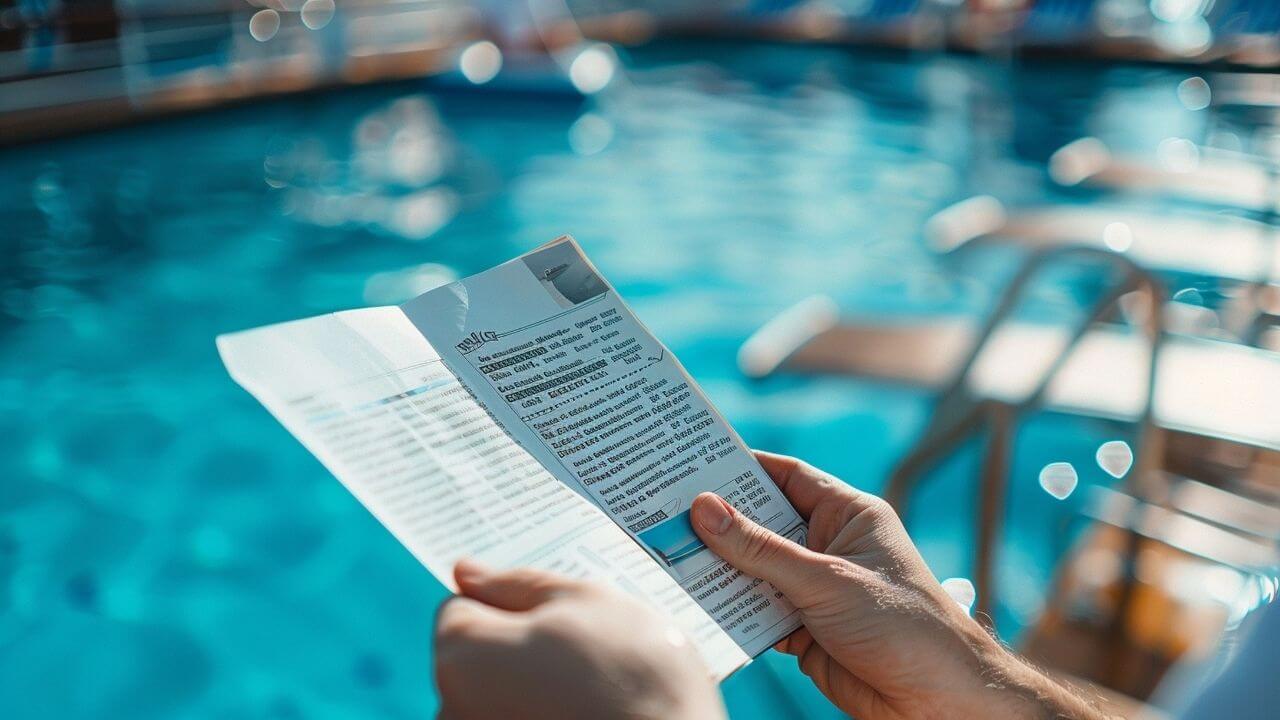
(694, 494, 734, 535)
(454, 559, 490, 584)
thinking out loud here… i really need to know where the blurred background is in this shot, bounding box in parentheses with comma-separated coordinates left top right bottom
(2, 1, 1279, 718)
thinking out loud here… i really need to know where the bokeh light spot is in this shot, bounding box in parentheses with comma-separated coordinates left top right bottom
(1096, 441, 1134, 479)
(249, 9, 280, 42)
(1102, 221, 1133, 252)
(568, 114, 614, 156)
(941, 577, 976, 613)
(300, 0, 335, 30)
(1038, 462, 1078, 500)
(1157, 137, 1199, 173)
(459, 41, 502, 85)
(1177, 76, 1211, 111)
(569, 44, 617, 95)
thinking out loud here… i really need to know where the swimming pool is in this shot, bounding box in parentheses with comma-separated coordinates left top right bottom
(0, 41, 1208, 718)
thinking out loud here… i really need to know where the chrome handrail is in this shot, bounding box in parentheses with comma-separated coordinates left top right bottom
(884, 245, 1167, 621)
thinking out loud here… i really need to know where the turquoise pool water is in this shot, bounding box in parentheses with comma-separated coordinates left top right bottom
(1, 42, 1209, 718)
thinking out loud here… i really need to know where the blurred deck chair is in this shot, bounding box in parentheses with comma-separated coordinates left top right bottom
(1049, 69, 1280, 215)
(922, 195, 1280, 347)
(1020, 77, 1280, 350)
(925, 197, 1280, 284)
(739, 246, 1280, 703)
(1049, 136, 1280, 214)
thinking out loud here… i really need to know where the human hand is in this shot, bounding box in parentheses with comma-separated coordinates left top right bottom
(433, 561, 727, 720)
(691, 451, 1110, 720)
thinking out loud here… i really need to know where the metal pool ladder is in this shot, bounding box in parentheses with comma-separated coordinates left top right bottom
(883, 244, 1166, 623)
(875, 245, 1280, 701)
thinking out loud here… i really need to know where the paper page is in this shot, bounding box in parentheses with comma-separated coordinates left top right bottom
(216, 306, 747, 679)
(400, 238, 807, 657)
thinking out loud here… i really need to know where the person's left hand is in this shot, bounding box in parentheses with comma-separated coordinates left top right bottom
(433, 561, 727, 720)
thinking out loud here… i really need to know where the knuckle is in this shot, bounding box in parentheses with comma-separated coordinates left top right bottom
(796, 459, 841, 488)
(501, 567, 548, 588)
(827, 556, 873, 584)
(814, 554, 848, 576)
(739, 526, 787, 566)
(858, 495, 900, 528)
(434, 601, 488, 645)
(434, 613, 473, 646)
(556, 575, 596, 596)
(528, 615, 590, 651)
(793, 458, 821, 479)
(864, 494, 894, 516)
(800, 557, 876, 606)
(507, 568, 581, 598)
(808, 556, 848, 588)
(798, 640, 826, 677)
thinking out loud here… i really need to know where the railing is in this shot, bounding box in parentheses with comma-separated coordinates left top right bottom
(884, 245, 1167, 621)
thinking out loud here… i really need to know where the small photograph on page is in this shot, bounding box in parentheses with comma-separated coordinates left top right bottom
(634, 499, 713, 579)
(523, 241, 608, 307)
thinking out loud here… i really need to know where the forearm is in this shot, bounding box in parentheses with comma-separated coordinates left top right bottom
(661, 695, 728, 720)
(614, 655, 728, 720)
(977, 642, 1117, 720)
(620, 685, 726, 720)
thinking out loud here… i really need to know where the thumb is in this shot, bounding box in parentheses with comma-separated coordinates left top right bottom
(453, 560, 587, 612)
(691, 493, 830, 608)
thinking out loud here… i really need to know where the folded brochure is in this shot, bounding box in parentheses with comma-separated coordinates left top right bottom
(217, 236, 808, 679)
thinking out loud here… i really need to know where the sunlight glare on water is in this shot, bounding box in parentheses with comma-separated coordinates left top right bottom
(300, 0, 336, 30)
(1172, 287, 1205, 306)
(1095, 441, 1134, 479)
(569, 44, 617, 94)
(0, 41, 1229, 720)
(1038, 462, 1078, 500)
(459, 41, 503, 85)
(568, 114, 614, 156)
(1176, 76, 1211, 111)
(1102, 221, 1133, 252)
(249, 9, 280, 42)
(363, 263, 458, 305)
(1156, 136, 1199, 172)
(941, 577, 976, 613)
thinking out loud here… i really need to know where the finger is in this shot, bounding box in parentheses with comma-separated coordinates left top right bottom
(752, 451, 869, 520)
(453, 560, 586, 612)
(798, 640, 834, 687)
(434, 597, 528, 716)
(690, 492, 832, 608)
(773, 627, 814, 657)
(795, 641, 883, 720)
(435, 595, 526, 644)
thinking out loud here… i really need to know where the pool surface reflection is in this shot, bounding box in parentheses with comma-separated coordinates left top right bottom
(0, 42, 1207, 719)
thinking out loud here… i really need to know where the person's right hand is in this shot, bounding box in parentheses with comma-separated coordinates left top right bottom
(691, 451, 1110, 720)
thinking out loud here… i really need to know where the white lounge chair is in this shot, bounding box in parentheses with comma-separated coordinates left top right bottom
(1049, 137, 1280, 214)
(925, 196, 1280, 285)
(740, 296, 1280, 452)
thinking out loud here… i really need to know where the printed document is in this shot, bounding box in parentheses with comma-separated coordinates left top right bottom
(217, 237, 807, 679)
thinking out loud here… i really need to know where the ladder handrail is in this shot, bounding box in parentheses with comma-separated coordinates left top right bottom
(884, 244, 1167, 620)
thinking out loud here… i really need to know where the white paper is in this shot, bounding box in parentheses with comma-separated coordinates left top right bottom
(400, 237, 806, 657)
(217, 306, 747, 679)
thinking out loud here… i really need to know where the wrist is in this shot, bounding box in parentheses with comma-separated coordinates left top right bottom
(966, 635, 1113, 720)
(618, 659, 726, 720)
(628, 683, 724, 720)
(669, 693, 728, 720)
